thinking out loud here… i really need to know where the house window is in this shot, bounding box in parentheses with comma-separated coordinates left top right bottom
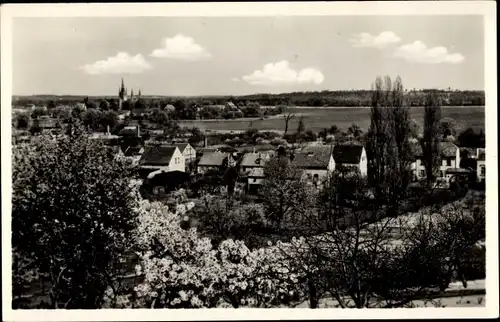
(446, 159, 452, 166)
(480, 166, 485, 176)
(419, 170, 425, 177)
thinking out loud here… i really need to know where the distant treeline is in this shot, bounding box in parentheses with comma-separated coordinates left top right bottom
(13, 89, 485, 108)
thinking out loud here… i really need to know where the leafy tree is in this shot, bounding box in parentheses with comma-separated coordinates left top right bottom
(82, 108, 103, 131)
(130, 201, 303, 309)
(15, 112, 31, 129)
(458, 127, 485, 148)
(134, 98, 147, 111)
(439, 117, 458, 139)
(148, 108, 170, 127)
(188, 127, 204, 146)
(183, 100, 199, 120)
(86, 100, 98, 110)
(31, 106, 47, 119)
(29, 118, 42, 135)
(71, 104, 86, 119)
(12, 128, 140, 308)
(109, 99, 119, 111)
(328, 125, 339, 135)
(100, 110, 119, 131)
(347, 123, 362, 138)
(366, 76, 392, 200)
(261, 155, 312, 227)
(318, 128, 328, 141)
(387, 76, 414, 197)
(366, 76, 413, 204)
(53, 106, 72, 123)
(99, 100, 110, 111)
(242, 102, 262, 118)
(47, 100, 57, 110)
(421, 92, 442, 185)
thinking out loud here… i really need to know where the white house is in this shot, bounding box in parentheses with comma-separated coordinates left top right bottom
(413, 142, 460, 187)
(476, 148, 485, 183)
(332, 144, 368, 177)
(292, 146, 335, 189)
(173, 143, 197, 164)
(139, 146, 185, 175)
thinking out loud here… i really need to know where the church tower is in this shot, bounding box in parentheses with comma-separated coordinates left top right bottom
(118, 78, 128, 110)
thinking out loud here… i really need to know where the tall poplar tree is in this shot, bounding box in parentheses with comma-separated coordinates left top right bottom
(422, 92, 442, 186)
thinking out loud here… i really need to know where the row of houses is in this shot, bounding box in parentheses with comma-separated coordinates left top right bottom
(112, 126, 486, 193)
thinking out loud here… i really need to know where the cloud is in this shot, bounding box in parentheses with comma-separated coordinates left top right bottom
(239, 61, 324, 86)
(350, 31, 401, 49)
(394, 41, 465, 64)
(81, 52, 151, 74)
(150, 34, 211, 61)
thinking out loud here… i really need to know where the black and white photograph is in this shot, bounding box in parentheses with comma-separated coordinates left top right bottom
(1, 2, 498, 320)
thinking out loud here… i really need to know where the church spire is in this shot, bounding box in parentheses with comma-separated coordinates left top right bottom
(138, 89, 142, 97)
(119, 77, 126, 99)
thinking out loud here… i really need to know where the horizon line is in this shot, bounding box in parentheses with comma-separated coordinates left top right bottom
(12, 88, 486, 98)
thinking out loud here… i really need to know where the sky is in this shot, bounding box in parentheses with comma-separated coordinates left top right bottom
(12, 15, 484, 96)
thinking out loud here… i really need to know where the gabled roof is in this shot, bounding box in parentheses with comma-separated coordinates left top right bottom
(173, 143, 190, 153)
(120, 136, 144, 153)
(124, 146, 143, 157)
(333, 145, 364, 164)
(140, 146, 178, 166)
(198, 152, 227, 167)
(292, 147, 332, 169)
(440, 141, 459, 158)
(197, 147, 219, 154)
(241, 152, 272, 168)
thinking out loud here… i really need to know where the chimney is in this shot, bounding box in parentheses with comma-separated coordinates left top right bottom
(137, 125, 140, 138)
(204, 136, 208, 148)
(106, 125, 110, 135)
(253, 146, 256, 153)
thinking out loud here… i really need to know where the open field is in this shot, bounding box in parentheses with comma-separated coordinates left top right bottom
(178, 106, 485, 133)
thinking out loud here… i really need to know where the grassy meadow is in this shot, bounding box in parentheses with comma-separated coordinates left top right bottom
(178, 106, 485, 134)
